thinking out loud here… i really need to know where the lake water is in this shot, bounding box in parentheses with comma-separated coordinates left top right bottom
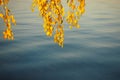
(0, 0, 120, 80)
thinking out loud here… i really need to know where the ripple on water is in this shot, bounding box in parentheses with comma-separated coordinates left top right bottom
(0, 0, 120, 80)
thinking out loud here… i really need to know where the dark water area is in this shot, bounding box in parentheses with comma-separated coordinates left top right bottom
(0, 0, 120, 80)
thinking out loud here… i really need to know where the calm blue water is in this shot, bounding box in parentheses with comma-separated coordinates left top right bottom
(0, 0, 120, 80)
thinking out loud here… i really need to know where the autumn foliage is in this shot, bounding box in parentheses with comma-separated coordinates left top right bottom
(0, 0, 85, 47)
(0, 0, 16, 40)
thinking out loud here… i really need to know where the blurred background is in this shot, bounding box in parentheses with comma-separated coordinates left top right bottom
(0, 0, 120, 80)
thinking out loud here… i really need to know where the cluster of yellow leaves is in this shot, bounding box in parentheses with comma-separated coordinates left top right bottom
(66, 0, 85, 29)
(0, 0, 16, 40)
(32, 0, 85, 47)
(32, 0, 65, 47)
(54, 25, 64, 47)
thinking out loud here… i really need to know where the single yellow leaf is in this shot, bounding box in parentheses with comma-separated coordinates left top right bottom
(0, 13, 3, 18)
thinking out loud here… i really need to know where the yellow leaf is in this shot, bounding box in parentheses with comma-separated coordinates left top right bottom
(69, 26, 72, 29)
(0, 13, 3, 18)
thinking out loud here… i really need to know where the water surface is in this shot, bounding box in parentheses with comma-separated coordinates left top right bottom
(0, 0, 120, 80)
